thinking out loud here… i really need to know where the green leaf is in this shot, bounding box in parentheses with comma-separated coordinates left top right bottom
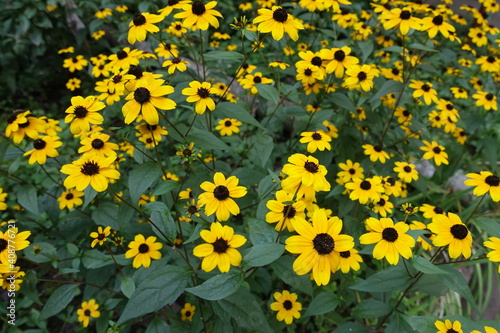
(244, 243, 284, 267)
(217, 288, 273, 332)
(24, 242, 57, 263)
(187, 128, 231, 151)
(473, 217, 500, 237)
(217, 102, 263, 129)
(204, 51, 244, 61)
(369, 80, 404, 103)
(329, 93, 355, 111)
(248, 218, 278, 245)
(410, 256, 451, 275)
(350, 265, 411, 293)
(144, 201, 177, 241)
(358, 40, 374, 62)
(352, 299, 392, 318)
(128, 162, 162, 205)
(39, 284, 78, 320)
(146, 317, 171, 333)
(270, 256, 314, 296)
(152, 180, 180, 196)
(303, 292, 340, 317)
(250, 132, 273, 167)
(256, 84, 279, 104)
(17, 185, 39, 215)
(83, 186, 98, 209)
(186, 270, 243, 301)
(121, 277, 136, 299)
(408, 42, 438, 53)
(438, 265, 480, 313)
(118, 265, 192, 324)
(334, 322, 371, 333)
(82, 250, 113, 269)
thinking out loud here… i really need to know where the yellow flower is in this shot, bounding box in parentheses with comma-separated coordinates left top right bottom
(344, 64, 379, 91)
(393, 161, 419, 183)
(181, 303, 196, 321)
(198, 172, 247, 221)
(338, 248, 363, 273)
(128, 13, 163, 44)
(464, 171, 500, 202)
(215, 118, 242, 136)
(63, 55, 88, 72)
(322, 46, 359, 78)
(182, 81, 216, 114)
(381, 7, 421, 35)
(0, 227, 31, 264)
(362, 144, 390, 163)
(125, 234, 163, 268)
(359, 217, 415, 265)
(193, 222, 246, 272)
(174, 1, 222, 31)
(285, 210, 354, 285)
(64, 96, 105, 134)
(337, 160, 364, 183)
(299, 131, 332, 153)
(270, 290, 302, 324)
(265, 190, 306, 232)
(434, 319, 463, 333)
(23, 136, 62, 165)
(409, 80, 438, 105)
(90, 226, 112, 248)
(57, 189, 84, 210)
(253, 6, 304, 41)
(484, 237, 500, 273)
(472, 91, 498, 111)
(76, 299, 100, 328)
(60, 155, 120, 192)
(420, 140, 449, 166)
(428, 213, 472, 259)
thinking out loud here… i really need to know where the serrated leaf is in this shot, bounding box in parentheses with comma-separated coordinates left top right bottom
(204, 51, 243, 61)
(121, 277, 136, 299)
(217, 102, 263, 129)
(39, 284, 78, 320)
(118, 265, 192, 324)
(244, 243, 284, 267)
(186, 270, 243, 301)
(17, 185, 39, 215)
(410, 256, 451, 275)
(329, 93, 355, 111)
(303, 292, 340, 317)
(352, 299, 392, 318)
(369, 80, 405, 103)
(128, 162, 162, 205)
(256, 84, 279, 104)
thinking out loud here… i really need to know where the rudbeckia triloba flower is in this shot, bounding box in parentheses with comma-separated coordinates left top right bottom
(2, 266, 25, 290)
(23, 136, 62, 165)
(90, 226, 112, 248)
(344, 64, 378, 91)
(372, 194, 394, 217)
(380, 7, 421, 35)
(420, 140, 449, 166)
(79, 132, 119, 157)
(282, 154, 330, 192)
(299, 130, 332, 153)
(345, 177, 384, 204)
(57, 189, 84, 210)
(420, 12, 456, 39)
(253, 6, 304, 41)
(122, 80, 176, 125)
(60, 156, 120, 192)
(128, 13, 163, 44)
(419, 204, 445, 219)
(472, 90, 498, 111)
(322, 46, 359, 78)
(410, 221, 434, 251)
(0, 227, 31, 264)
(198, 172, 247, 221)
(182, 81, 216, 114)
(471, 327, 499, 333)
(181, 303, 196, 321)
(393, 161, 418, 183)
(464, 171, 500, 202)
(64, 96, 105, 134)
(285, 210, 354, 285)
(434, 319, 463, 333)
(0, 188, 7, 210)
(162, 57, 190, 74)
(239, 72, 273, 94)
(125, 234, 163, 268)
(409, 80, 438, 105)
(215, 118, 242, 136)
(362, 144, 390, 163)
(450, 87, 468, 99)
(270, 290, 302, 325)
(174, 1, 222, 31)
(108, 47, 142, 72)
(484, 237, 500, 273)
(265, 190, 306, 232)
(359, 217, 415, 265)
(193, 222, 247, 272)
(76, 299, 100, 328)
(428, 213, 472, 259)
(337, 159, 364, 182)
(6, 111, 45, 144)
(66, 77, 81, 91)
(338, 248, 363, 273)
(63, 55, 88, 72)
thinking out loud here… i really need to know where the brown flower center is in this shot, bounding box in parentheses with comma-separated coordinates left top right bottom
(400, 10, 411, 20)
(253, 76, 262, 84)
(80, 161, 100, 176)
(485, 175, 499, 186)
(340, 250, 351, 258)
(357, 71, 367, 81)
(213, 238, 229, 253)
(311, 56, 322, 66)
(283, 300, 293, 310)
(282, 205, 296, 219)
(34, 139, 47, 150)
(224, 120, 232, 127)
(117, 50, 128, 60)
(272, 8, 288, 23)
(133, 13, 146, 26)
(313, 233, 335, 255)
(432, 146, 441, 154)
(334, 50, 345, 61)
(65, 193, 74, 200)
(134, 87, 151, 104)
(360, 180, 371, 190)
(197, 88, 210, 98)
(214, 185, 230, 200)
(74, 106, 88, 118)
(304, 161, 319, 173)
(138, 243, 149, 253)
(450, 224, 468, 240)
(432, 15, 443, 25)
(192, 1, 206, 15)
(91, 139, 105, 149)
(421, 84, 431, 92)
(311, 132, 322, 140)
(382, 227, 398, 242)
